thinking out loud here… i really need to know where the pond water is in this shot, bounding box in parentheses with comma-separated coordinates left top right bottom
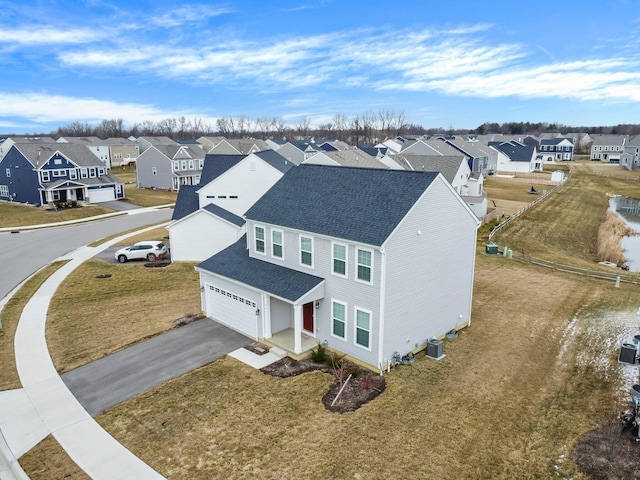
(609, 196, 640, 272)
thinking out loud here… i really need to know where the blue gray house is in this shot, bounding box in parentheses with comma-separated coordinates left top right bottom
(0, 141, 124, 206)
(196, 164, 480, 371)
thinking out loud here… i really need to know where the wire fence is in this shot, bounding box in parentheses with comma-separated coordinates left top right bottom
(488, 170, 571, 241)
(487, 168, 640, 285)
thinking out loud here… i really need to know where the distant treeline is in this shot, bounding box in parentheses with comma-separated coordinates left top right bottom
(11, 113, 640, 144)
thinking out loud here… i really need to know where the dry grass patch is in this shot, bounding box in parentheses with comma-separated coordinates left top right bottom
(490, 169, 640, 267)
(596, 210, 638, 265)
(47, 259, 200, 373)
(19, 435, 89, 480)
(124, 184, 177, 208)
(94, 256, 639, 479)
(483, 178, 550, 217)
(0, 261, 67, 390)
(0, 202, 114, 228)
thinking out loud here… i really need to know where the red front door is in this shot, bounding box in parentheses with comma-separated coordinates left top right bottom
(303, 302, 314, 333)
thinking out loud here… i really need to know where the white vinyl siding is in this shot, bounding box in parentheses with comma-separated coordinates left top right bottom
(332, 300, 347, 339)
(356, 248, 373, 283)
(332, 242, 347, 277)
(272, 229, 283, 259)
(355, 308, 371, 350)
(255, 225, 265, 254)
(300, 235, 313, 267)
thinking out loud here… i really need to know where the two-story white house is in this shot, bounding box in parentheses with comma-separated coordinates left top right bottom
(196, 164, 480, 371)
(590, 135, 628, 162)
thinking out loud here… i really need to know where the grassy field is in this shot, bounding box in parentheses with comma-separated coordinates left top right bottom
(0, 202, 114, 228)
(488, 163, 640, 267)
(111, 166, 178, 208)
(15, 162, 640, 478)
(46, 259, 200, 373)
(0, 262, 67, 390)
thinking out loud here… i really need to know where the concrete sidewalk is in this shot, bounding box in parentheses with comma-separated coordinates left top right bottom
(0, 216, 285, 479)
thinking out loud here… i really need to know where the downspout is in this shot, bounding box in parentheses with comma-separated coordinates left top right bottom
(377, 246, 387, 371)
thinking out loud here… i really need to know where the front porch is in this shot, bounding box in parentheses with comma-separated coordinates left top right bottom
(261, 328, 319, 360)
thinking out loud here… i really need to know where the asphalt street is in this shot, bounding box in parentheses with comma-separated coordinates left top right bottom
(61, 318, 249, 415)
(0, 208, 172, 301)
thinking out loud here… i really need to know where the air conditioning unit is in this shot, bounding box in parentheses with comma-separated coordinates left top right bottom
(618, 343, 638, 365)
(427, 338, 443, 359)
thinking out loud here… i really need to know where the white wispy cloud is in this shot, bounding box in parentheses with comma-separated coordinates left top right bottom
(0, 27, 104, 45)
(0, 92, 216, 126)
(152, 4, 234, 27)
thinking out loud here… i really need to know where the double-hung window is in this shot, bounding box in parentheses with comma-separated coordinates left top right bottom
(356, 248, 372, 283)
(255, 226, 265, 254)
(272, 230, 283, 258)
(332, 301, 346, 339)
(300, 235, 313, 267)
(355, 308, 371, 349)
(332, 243, 347, 277)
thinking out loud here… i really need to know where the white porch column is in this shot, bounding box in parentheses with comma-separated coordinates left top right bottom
(262, 293, 271, 338)
(293, 304, 302, 354)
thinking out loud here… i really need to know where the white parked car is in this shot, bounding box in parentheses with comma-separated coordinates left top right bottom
(115, 241, 167, 263)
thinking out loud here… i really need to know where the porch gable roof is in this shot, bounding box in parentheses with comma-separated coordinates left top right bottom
(197, 236, 324, 303)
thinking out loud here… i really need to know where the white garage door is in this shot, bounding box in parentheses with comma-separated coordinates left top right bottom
(88, 188, 115, 203)
(205, 284, 257, 338)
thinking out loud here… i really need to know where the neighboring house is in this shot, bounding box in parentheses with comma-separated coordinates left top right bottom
(57, 136, 111, 167)
(196, 150, 294, 216)
(196, 164, 480, 371)
(105, 137, 140, 167)
(620, 135, 640, 171)
(590, 135, 628, 162)
(197, 136, 227, 153)
(0, 142, 124, 205)
(135, 136, 179, 154)
(394, 154, 487, 217)
(359, 146, 403, 170)
(438, 137, 498, 177)
(538, 137, 574, 162)
(302, 148, 388, 169)
(136, 144, 207, 191)
(167, 186, 246, 261)
(489, 140, 540, 173)
(167, 150, 295, 262)
(270, 141, 306, 165)
(208, 138, 271, 155)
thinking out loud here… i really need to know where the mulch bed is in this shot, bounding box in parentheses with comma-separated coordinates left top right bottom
(572, 421, 640, 480)
(260, 356, 386, 413)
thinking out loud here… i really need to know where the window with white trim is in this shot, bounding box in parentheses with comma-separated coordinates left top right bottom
(41, 170, 50, 182)
(5, 168, 10, 178)
(198, 159, 204, 169)
(332, 300, 346, 339)
(300, 235, 313, 267)
(255, 226, 265, 254)
(173, 161, 179, 171)
(188, 160, 194, 170)
(272, 229, 283, 258)
(89, 168, 96, 178)
(0, 185, 8, 197)
(152, 167, 157, 175)
(355, 308, 371, 349)
(81, 168, 88, 178)
(356, 248, 372, 283)
(181, 160, 187, 170)
(332, 242, 347, 277)
(70, 169, 77, 180)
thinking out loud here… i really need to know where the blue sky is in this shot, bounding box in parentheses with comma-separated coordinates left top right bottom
(2, 0, 640, 134)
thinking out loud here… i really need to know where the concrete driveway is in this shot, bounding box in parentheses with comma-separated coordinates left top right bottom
(61, 318, 249, 415)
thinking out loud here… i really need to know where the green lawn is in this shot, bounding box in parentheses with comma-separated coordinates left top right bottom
(0, 202, 115, 228)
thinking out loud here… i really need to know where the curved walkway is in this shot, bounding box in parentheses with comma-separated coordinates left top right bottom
(6, 225, 168, 479)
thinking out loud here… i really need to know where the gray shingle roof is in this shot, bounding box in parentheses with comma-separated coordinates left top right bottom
(202, 203, 245, 227)
(395, 155, 466, 183)
(244, 164, 439, 246)
(197, 236, 324, 302)
(252, 150, 296, 174)
(15, 143, 107, 167)
(172, 185, 200, 220)
(488, 141, 535, 162)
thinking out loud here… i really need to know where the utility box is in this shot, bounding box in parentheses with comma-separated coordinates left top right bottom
(485, 244, 498, 255)
(427, 338, 443, 359)
(619, 343, 637, 365)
